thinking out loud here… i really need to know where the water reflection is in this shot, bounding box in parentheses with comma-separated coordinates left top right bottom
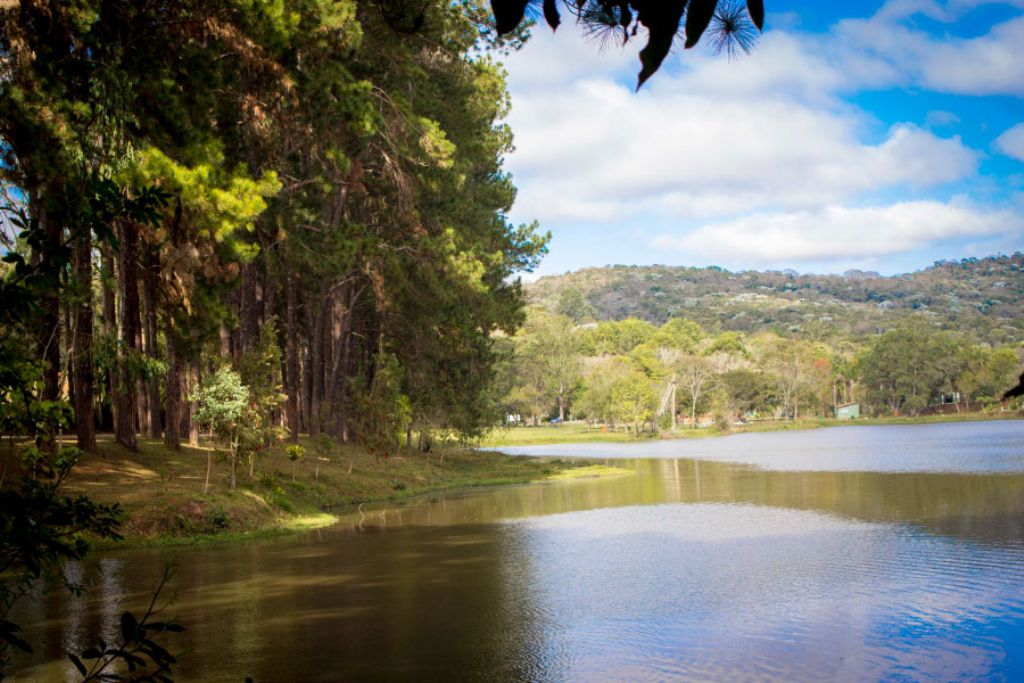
(338, 457, 1024, 548)
(9, 422, 1024, 682)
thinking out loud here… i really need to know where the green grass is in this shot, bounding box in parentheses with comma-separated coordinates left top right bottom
(3, 435, 594, 548)
(481, 423, 657, 446)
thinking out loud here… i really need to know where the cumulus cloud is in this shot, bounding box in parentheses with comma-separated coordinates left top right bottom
(504, 29, 978, 225)
(651, 201, 1023, 265)
(834, 5, 1024, 96)
(994, 123, 1024, 162)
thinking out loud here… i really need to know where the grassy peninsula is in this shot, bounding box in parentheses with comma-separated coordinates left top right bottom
(7, 437, 592, 547)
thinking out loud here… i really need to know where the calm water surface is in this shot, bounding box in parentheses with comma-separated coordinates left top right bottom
(10, 420, 1024, 682)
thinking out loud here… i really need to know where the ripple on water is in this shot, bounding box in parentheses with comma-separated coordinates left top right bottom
(499, 503, 1024, 682)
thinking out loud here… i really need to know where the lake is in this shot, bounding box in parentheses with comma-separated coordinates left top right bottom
(10, 420, 1024, 682)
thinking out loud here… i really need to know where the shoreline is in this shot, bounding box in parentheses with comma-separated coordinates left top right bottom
(15, 412, 1018, 550)
(2, 437, 598, 550)
(481, 412, 1022, 447)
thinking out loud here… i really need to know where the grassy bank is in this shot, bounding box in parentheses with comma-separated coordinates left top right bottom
(5, 436, 591, 547)
(481, 412, 1022, 447)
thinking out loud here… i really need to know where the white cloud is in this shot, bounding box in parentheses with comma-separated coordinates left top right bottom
(499, 2, 1020, 272)
(993, 123, 1024, 162)
(504, 29, 978, 225)
(925, 110, 961, 128)
(834, 8, 1024, 96)
(651, 201, 1023, 265)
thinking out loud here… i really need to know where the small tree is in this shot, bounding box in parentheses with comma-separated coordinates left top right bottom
(193, 367, 249, 492)
(313, 433, 335, 478)
(285, 445, 305, 482)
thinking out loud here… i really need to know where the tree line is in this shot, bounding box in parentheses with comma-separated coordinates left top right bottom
(1, 0, 545, 459)
(499, 301, 1024, 432)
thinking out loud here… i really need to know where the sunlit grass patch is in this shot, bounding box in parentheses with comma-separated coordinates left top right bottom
(544, 464, 633, 481)
(280, 513, 337, 532)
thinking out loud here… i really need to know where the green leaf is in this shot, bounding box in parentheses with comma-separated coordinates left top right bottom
(69, 653, 87, 676)
(747, 0, 765, 30)
(685, 0, 718, 49)
(120, 611, 139, 641)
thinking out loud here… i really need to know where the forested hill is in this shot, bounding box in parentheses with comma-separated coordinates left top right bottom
(527, 254, 1024, 344)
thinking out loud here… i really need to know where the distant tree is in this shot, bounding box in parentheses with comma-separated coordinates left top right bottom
(974, 348, 1022, 404)
(706, 331, 747, 357)
(557, 288, 598, 322)
(718, 369, 776, 421)
(593, 318, 657, 355)
(678, 354, 715, 426)
(578, 356, 628, 426)
(652, 318, 705, 352)
(610, 361, 656, 433)
(521, 311, 583, 421)
(857, 326, 944, 416)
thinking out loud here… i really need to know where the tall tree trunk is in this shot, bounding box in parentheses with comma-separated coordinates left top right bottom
(142, 247, 162, 438)
(239, 261, 259, 353)
(189, 358, 201, 447)
(30, 198, 61, 407)
(164, 327, 181, 450)
(102, 243, 118, 432)
(301, 327, 313, 434)
(65, 300, 74, 409)
(285, 273, 300, 442)
(262, 259, 277, 327)
(72, 230, 97, 453)
(228, 287, 242, 361)
(309, 287, 327, 435)
(115, 220, 140, 450)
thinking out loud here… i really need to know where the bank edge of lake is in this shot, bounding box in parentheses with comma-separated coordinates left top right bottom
(19, 437, 597, 550)
(481, 411, 1024, 447)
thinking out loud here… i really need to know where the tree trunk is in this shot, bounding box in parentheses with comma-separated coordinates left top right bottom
(285, 273, 300, 442)
(189, 359, 201, 447)
(309, 287, 327, 435)
(239, 261, 260, 353)
(102, 243, 118, 432)
(115, 220, 140, 451)
(30, 197, 61, 448)
(141, 246, 160, 438)
(262, 258, 277, 327)
(142, 247, 162, 438)
(204, 451, 213, 494)
(301, 298, 315, 433)
(73, 231, 97, 453)
(670, 374, 677, 431)
(164, 327, 181, 450)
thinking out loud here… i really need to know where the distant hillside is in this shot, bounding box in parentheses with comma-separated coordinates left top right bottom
(527, 254, 1024, 345)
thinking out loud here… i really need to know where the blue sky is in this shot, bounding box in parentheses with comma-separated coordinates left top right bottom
(499, 0, 1024, 278)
